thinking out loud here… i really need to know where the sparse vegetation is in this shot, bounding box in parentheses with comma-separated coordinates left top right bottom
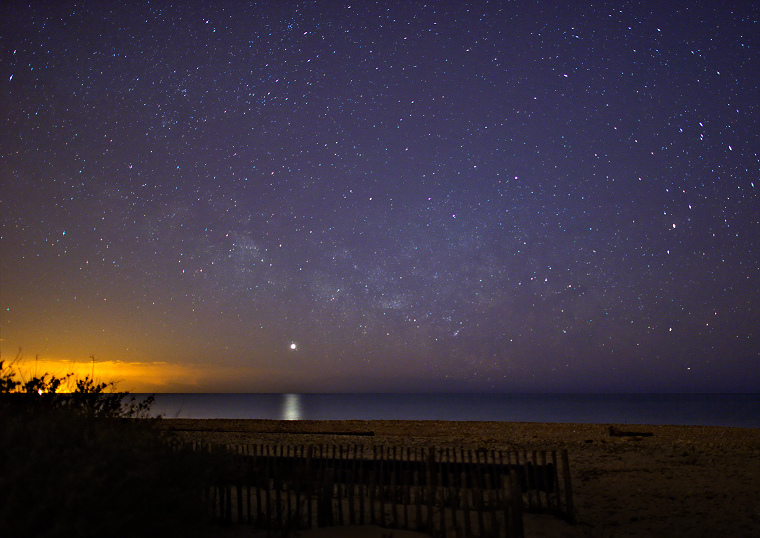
(0, 355, 215, 538)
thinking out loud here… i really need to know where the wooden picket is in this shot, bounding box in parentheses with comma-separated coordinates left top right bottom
(192, 442, 573, 538)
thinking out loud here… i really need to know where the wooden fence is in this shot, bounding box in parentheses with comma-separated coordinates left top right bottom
(192, 443, 573, 538)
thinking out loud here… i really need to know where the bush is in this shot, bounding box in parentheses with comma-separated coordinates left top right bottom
(0, 359, 214, 537)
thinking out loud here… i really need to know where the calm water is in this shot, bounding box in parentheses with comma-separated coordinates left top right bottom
(145, 393, 760, 428)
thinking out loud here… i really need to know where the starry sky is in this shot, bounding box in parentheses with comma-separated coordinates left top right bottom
(2, 1, 759, 393)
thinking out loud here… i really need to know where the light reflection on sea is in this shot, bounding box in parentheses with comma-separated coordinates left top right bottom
(282, 393, 302, 420)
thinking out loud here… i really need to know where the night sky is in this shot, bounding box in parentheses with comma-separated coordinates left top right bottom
(2, 1, 759, 393)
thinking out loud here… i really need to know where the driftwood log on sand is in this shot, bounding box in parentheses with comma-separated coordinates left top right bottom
(608, 425, 654, 437)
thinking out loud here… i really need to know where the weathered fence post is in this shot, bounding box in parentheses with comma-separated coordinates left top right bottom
(460, 448, 471, 538)
(561, 449, 574, 523)
(318, 467, 334, 527)
(403, 446, 411, 530)
(447, 447, 458, 535)
(425, 446, 436, 535)
(413, 447, 423, 531)
(437, 448, 446, 535)
(348, 445, 356, 525)
(508, 468, 525, 538)
(337, 445, 346, 526)
(358, 444, 366, 525)
(551, 450, 560, 515)
(234, 445, 243, 524)
(378, 445, 387, 527)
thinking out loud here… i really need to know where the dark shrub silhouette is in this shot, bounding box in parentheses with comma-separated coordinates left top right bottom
(0, 359, 214, 538)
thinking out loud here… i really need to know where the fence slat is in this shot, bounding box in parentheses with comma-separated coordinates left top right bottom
(461, 448, 472, 538)
(561, 449, 574, 523)
(358, 444, 366, 525)
(425, 447, 436, 535)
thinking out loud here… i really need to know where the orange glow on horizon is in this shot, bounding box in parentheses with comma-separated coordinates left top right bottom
(1, 357, 278, 393)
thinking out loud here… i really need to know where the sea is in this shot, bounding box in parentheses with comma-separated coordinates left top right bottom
(144, 393, 760, 428)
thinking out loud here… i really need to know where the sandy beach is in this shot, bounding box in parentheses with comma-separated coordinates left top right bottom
(162, 419, 760, 537)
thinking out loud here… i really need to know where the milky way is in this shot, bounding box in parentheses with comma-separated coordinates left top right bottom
(2, 1, 758, 392)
